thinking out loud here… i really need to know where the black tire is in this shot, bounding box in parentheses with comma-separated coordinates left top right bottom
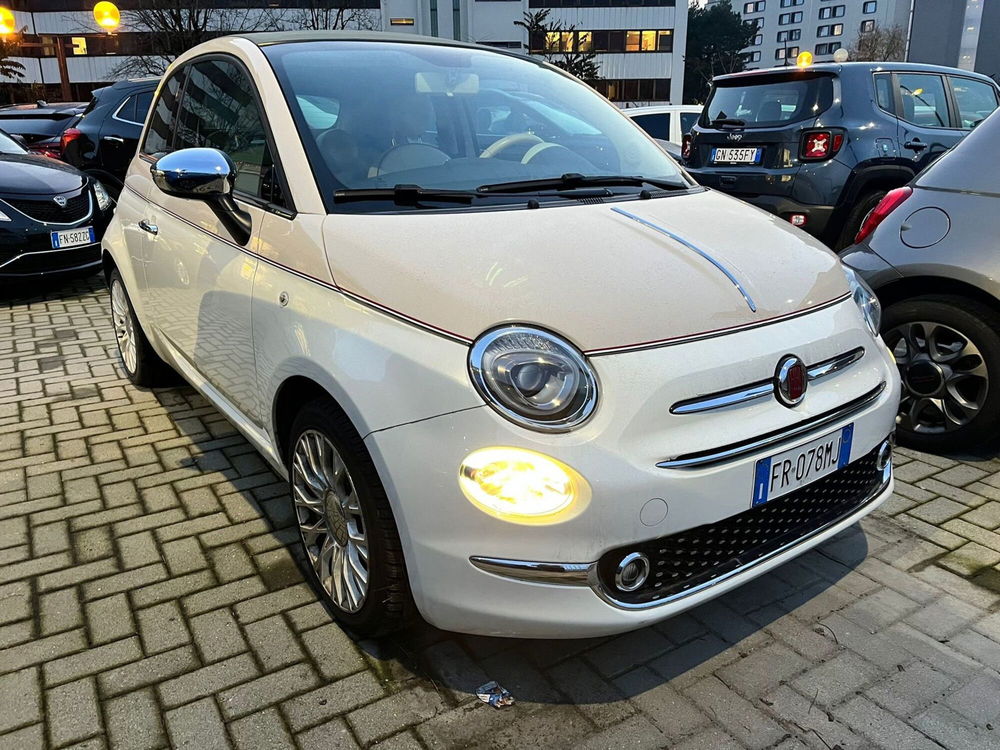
(288, 399, 413, 637)
(835, 189, 887, 251)
(108, 269, 175, 387)
(882, 294, 1000, 452)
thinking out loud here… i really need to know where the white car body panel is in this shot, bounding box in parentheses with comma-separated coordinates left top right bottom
(102, 33, 901, 638)
(624, 104, 704, 144)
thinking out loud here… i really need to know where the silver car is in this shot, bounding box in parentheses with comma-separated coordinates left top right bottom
(842, 109, 1000, 451)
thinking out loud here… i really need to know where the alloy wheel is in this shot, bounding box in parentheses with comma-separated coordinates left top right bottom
(291, 429, 370, 613)
(111, 279, 137, 374)
(885, 320, 989, 434)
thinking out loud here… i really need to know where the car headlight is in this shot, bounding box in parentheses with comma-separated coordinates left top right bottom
(468, 326, 598, 432)
(844, 266, 881, 336)
(92, 180, 112, 213)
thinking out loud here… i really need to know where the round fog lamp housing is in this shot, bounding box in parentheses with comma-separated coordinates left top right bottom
(459, 447, 589, 524)
(876, 439, 892, 472)
(615, 553, 650, 592)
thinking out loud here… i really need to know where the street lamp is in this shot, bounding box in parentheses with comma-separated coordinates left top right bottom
(0, 6, 16, 36)
(93, 2, 120, 33)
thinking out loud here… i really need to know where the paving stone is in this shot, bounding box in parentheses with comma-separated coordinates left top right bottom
(296, 718, 360, 750)
(228, 707, 295, 750)
(943, 672, 1000, 725)
(864, 660, 954, 716)
(104, 688, 166, 750)
(137, 600, 190, 655)
(232, 584, 315, 624)
(348, 685, 448, 747)
(716, 641, 810, 699)
(933, 465, 989, 488)
(301, 623, 367, 680)
(85, 594, 136, 646)
(791, 651, 882, 708)
(116, 531, 161, 569)
(45, 677, 102, 746)
(99, 645, 200, 698)
(182, 577, 268, 617)
(905, 594, 982, 640)
(0, 667, 41, 734)
(158, 652, 258, 709)
(44, 636, 143, 687)
(281, 670, 385, 732)
(612, 666, 709, 742)
(548, 657, 634, 729)
(162, 537, 208, 576)
(908, 497, 968, 525)
(38, 588, 82, 636)
(244, 614, 304, 671)
(762, 684, 864, 750)
(938, 542, 1000, 577)
(0, 629, 87, 675)
(0, 582, 30, 626)
(189, 608, 248, 663)
(961, 501, 1000, 530)
(683, 677, 786, 750)
(0, 723, 45, 750)
(671, 727, 744, 750)
(165, 697, 232, 750)
(911, 704, 997, 750)
(834, 695, 941, 749)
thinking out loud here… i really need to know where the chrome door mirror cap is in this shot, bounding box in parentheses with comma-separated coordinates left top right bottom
(151, 148, 236, 200)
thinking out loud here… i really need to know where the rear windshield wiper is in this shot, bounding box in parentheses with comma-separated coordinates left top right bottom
(334, 184, 479, 206)
(710, 117, 746, 128)
(476, 173, 687, 194)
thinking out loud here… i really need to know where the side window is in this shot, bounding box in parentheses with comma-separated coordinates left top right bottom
(133, 91, 154, 125)
(896, 74, 950, 128)
(874, 73, 894, 114)
(630, 114, 670, 140)
(680, 112, 699, 134)
(949, 77, 999, 129)
(142, 69, 186, 156)
(173, 58, 284, 205)
(115, 96, 137, 124)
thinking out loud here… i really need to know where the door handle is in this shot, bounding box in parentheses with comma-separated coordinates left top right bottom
(904, 139, 928, 152)
(102, 135, 125, 143)
(138, 220, 158, 235)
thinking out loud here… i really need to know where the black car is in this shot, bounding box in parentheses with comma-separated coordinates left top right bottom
(684, 62, 1000, 249)
(0, 129, 113, 281)
(0, 100, 87, 160)
(62, 78, 158, 198)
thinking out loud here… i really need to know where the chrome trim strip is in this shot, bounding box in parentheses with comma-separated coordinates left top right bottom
(122, 184, 473, 346)
(469, 557, 591, 585)
(658, 381, 886, 469)
(0, 193, 94, 227)
(591, 466, 892, 611)
(112, 97, 144, 127)
(610, 206, 757, 313)
(671, 347, 865, 415)
(0, 243, 100, 270)
(584, 294, 851, 357)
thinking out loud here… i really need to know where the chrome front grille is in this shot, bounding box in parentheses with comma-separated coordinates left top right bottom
(1, 191, 91, 224)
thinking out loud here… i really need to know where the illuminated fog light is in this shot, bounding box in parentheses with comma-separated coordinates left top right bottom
(459, 447, 589, 524)
(615, 553, 650, 592)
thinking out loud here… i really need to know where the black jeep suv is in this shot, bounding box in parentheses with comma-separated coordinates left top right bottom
(62, 78, 158, 199)
(683, 62, 1000, 249)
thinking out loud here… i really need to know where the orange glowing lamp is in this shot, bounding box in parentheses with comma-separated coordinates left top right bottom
(93, 2, 120, 32)
(0, 7, 16, 36)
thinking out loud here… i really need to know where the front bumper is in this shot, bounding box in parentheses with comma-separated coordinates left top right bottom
(365, 299, 900, 638)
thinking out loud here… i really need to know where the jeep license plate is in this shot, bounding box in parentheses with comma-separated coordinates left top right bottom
(711, 147, 762, 164)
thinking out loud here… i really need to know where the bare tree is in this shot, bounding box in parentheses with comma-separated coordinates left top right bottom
(111, 0, 286, 77)
(515, 10, 600, 81)
(849, 24, 907, 62)
(289, 0, 380, 31)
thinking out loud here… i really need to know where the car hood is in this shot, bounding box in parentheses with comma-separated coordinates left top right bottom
(0, 153, 87, 195)
(321, 189, 850, 353)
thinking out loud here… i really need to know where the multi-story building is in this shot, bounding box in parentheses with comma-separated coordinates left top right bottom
(0, 0, 687, 105)
(713, 0, 909, 68)
(908, 0, 1000, 78)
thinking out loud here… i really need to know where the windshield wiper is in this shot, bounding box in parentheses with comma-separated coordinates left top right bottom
(710, 117, 746, 128)
(334, 184, 480, 206)
(476, 173, 687, 194)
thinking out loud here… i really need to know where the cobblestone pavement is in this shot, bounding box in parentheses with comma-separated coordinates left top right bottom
(3, 274, 1000, 750)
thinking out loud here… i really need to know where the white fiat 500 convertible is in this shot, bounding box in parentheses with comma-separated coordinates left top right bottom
(103, 32, 899, 638)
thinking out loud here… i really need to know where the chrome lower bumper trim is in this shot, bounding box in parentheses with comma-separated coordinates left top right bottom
(658, 381, 886, 469)
(470, 463, 892, 611)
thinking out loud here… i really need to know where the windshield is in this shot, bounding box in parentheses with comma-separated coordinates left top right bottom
(264, 41, 688, 211)
(0, 131, 26, 154)
(701, 74, 834, 128)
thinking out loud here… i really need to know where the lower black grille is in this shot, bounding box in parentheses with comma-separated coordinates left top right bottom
(597, 443, 887, 606)
(2, 192, 91, 223)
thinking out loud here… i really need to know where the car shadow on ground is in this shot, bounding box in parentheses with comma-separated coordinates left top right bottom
(0, 269, 105, 306)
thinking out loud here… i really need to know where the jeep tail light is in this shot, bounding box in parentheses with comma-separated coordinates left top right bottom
(681, 134, 692, 161)
(59, 127, 82, 155)
(800, 130, 843, 161)
(854, 186, 913, 245)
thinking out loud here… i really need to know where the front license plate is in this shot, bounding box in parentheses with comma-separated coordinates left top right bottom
(752, 424, 854, 506)
(711, 147, 762, 164)
(50, 227, 95, 249)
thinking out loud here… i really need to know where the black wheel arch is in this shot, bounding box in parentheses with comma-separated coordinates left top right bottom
(873, 275, 1000, 317)
(272, 376, 364, 467)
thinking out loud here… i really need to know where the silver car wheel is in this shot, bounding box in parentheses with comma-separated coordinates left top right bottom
(111, 279, 137, 375)
(886, 320, 990, 434)
(291, 429, 369, 613)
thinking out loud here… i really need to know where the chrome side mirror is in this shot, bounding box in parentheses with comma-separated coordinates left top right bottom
(151, 147, 252, 245)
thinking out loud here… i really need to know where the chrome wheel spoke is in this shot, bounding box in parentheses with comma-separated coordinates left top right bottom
(111, 281, 137, 373)
(291, 429, 370, 614)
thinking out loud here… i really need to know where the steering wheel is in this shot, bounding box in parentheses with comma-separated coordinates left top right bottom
(480, 133, 544, 159)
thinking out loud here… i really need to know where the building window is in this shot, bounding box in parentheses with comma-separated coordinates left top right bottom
(775, 46, 799, 59)
(533, 29, 673, 53)
(779, 12, 802, 25)
(777, 29, 801, 42)
(751, 34, 763, 46)
(817, 23, 843, 37)
(590, 78, 670, 102)
(748, 51, 762, 62)
(815, 41, 842, 55)
(860, 19, 875, 32)
(529, 0, 677, 7)
(744, 1, 765, 13)
(819, 5, 845, 19)
(780, 0, 803, 6)
(863, 1, 877, 12)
